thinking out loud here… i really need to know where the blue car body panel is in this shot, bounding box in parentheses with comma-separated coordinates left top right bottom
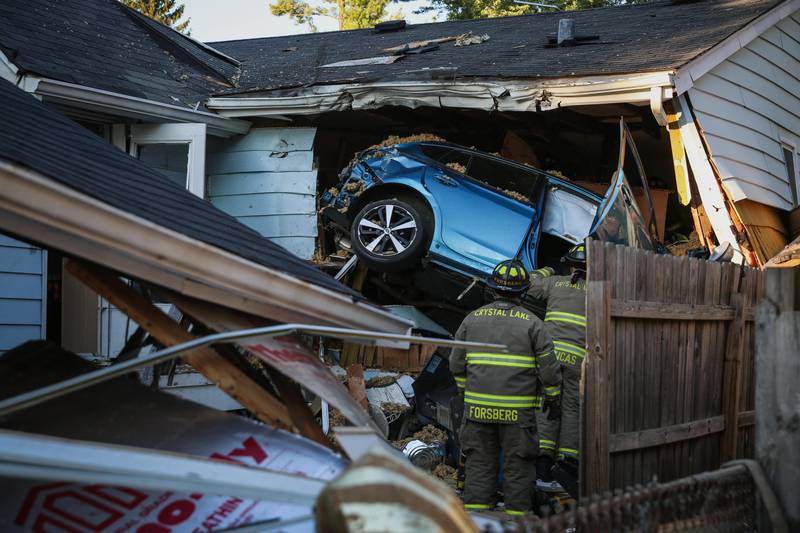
(323, 142, 604, 280)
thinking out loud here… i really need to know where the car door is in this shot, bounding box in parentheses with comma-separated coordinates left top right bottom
(423, 148, 539, 272)
(590, 119, 658, 250)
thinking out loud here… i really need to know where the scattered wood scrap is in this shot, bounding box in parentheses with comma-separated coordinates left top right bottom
(383, 36, 460, 55)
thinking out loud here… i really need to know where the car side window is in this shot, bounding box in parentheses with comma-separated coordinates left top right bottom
(467, 154, 537, 203)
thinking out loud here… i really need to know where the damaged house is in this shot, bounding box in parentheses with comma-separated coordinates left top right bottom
(0, 0, 799, 528)
(2, 0, 800, 347)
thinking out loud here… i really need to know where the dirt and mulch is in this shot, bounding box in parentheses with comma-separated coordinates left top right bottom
(380, 401, 410, 419)
(667, 231, 703, 256)
(393, 424, 449, 450)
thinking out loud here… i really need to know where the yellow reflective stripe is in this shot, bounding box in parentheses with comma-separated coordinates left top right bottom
(465, 398, 537, 408)
(553, 340, 586, 357)
(465, 391, 537, 401)
(559, 447, 579, 455)
(544, 385, 561, 396)
(533, 268, 553, 277)
(454, 376, 466, 389)
(467, 352, 535, 362)
(505, 510, 526, 516)
(536, 350, 553, 359)
(545, 311, 586, 327)
(465, 503, 492, 510)
(467, 360, 537, 369)
(540, 439, 557, 449)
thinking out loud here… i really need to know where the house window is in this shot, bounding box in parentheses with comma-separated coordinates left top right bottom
(130, 123, 207, 198)
(783, 143, 799, 207)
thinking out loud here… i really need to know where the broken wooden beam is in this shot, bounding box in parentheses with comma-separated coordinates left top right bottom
(65, 260, 293, 431)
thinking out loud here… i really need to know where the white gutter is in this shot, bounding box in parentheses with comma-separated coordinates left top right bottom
(674, 0, 800, 94)
(0, 161, 412, 334)
(207, 72, 675, 117)
(20, 77, 250, 137)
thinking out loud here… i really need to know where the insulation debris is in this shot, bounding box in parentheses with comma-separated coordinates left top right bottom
(380, 401, 410, 418)
(328, 407, 347, 427)
(344, 180, 367, 195)
(366, 133, 447, 151)
(502, 189, 529, 202)
(667, 231, 703, 256)
(433, 463, 458, 488)
(383, 36, 460, 55)
(320, 56, 401, 68)
(446, 162, 467, 173)
(366, 375, 398, 388)
(455, 32, 490, 46)
(546, 169, 571, 181)
(394, 424, 449, 449)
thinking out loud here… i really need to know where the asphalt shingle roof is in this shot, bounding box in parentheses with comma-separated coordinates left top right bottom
(0, 0, 238, 109)
(0, 79, 355, 298)
(211, 0, 779, 94)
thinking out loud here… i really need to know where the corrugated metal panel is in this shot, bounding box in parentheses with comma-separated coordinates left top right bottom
(688, 16, 800, 210)
(0, 233, 45, 352)
(208, 128, 318, 259)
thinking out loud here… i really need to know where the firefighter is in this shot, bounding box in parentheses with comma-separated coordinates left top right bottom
(450, 259, 562, 515)
(528, 243, 587, 492)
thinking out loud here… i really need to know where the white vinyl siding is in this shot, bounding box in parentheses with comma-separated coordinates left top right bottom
(207, 128, 318, 259)
(688, 12, 800, 210)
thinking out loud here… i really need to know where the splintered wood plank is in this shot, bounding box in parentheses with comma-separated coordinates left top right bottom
(346, 364, 368, 409)
(583, 280, 611, 497)
(266, 367, 334, 450)
(64, 260, 293, 431)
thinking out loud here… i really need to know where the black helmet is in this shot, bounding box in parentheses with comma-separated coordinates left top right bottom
(561, 243, 586, 265)
(487, 259, 530, 294)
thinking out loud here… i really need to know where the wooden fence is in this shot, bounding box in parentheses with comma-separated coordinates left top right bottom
(582, 239, 763, 496)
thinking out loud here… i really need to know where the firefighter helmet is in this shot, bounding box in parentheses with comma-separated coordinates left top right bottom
(561, 243, 586, 265)
(487, 259, 530, 293)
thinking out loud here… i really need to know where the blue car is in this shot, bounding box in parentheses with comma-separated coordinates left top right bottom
(322, 120, 656, 278)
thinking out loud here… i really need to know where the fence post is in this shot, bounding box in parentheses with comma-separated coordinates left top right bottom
(719, 293, 745, 463)
(583, 280, 611, 497)
(756, 268, 800, 530)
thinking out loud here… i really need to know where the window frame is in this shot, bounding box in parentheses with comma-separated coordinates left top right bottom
(781, 141, 799, 208)
(130, 123, 207, 198)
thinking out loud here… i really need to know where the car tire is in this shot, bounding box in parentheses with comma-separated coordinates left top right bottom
(351, 196, 430, 272)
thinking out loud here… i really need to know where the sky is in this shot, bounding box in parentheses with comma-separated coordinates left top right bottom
(182, 0, 438, 43)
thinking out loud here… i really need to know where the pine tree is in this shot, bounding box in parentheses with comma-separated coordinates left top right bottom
(122, 0, 191, 34)
(418, 0, 647, 21)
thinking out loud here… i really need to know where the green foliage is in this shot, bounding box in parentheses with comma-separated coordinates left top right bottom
(121, 0, 191, 33)
(269, 0, 392, 30)
(417, 0, 643, 21)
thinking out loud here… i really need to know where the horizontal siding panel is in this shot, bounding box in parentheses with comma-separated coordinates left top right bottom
(712, 62, 800, 119)
(715, 157, 792, 207)
(773, 21, 800, 60)
(0, 246, 43, 274)
(208, 150, 313, 174)
(207, 170, 317, 196)
(209, 128, 316, 153)
(269, 236, 316, 258)
(694, 74, 800, 134)
(0, 234, 36, 248)
(693, 111, 783, 161)
(727, 50, 800, 106)
(0, 272, 43, 299)
(747, 34, 800, 86)
(702, 133, 788, 179)
(720, 177, 791, 207)
(238, 214, 318, 238)
(690, 90, 778, 141)
(0, 299, 42, 325)
(211, 192, 315, 217)
(0, 325, 41, 351)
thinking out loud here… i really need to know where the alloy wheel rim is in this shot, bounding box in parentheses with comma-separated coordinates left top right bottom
(357, 204, 418, 257)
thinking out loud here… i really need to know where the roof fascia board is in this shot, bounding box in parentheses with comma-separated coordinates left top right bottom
(674, 0, 800, 94)
(207, 72, 674, 117)
(24, 77, 250, 137)
(0, 50, 19, 84)
(0, 161, 412, 334)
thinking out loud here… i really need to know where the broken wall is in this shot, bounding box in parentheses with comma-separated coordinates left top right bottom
(207, 128, 319, 259)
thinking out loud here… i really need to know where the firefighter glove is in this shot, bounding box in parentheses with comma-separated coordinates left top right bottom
(543, 395, 562, 421)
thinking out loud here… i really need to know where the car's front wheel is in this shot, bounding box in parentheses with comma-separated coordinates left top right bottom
(351, 197, 429, 272)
